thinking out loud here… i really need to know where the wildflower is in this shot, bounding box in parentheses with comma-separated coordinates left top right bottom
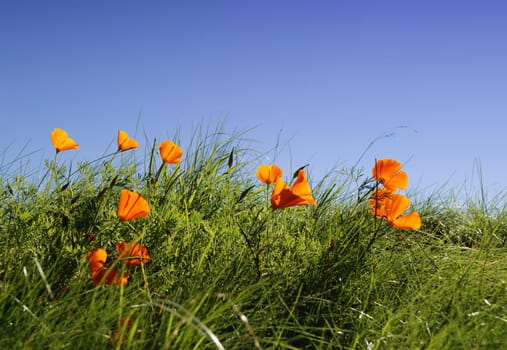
(116, 242, 151, 268)
(256, 164, 283, 184)
(370, 191, 421, 230)
(87, 248, 129, 286)
(117, 130, 138, 151)
(50, 128, 79, 153)
(271, 169, 316, 209)
(117, 189, 150, 221)
(372, 159, 408, 192)
(158, 141, 183, 164)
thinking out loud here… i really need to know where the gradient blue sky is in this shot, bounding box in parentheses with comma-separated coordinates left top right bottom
(2, 1, 507, 197)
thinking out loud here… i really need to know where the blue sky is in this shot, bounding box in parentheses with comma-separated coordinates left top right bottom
(2, 1, 507, 198)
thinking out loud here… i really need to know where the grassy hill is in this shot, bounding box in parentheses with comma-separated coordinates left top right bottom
(1, 127, 507, 349)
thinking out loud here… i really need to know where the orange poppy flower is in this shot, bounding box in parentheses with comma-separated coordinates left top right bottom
(116, 242, 151, 268)
(117, 189, 150, 221)
(256, 164, 283, 184)
(87, 248, 107, 274)
(91, 267, 130, 286)
(86, 248, 130, 286)
(271, 169, 316, 209)
(372, 159, 408, 192)
(371, 192, 421, 230)
(158, 141, 183, 164)
(117, 130, 139, 151)
(50, 128, 79, 153)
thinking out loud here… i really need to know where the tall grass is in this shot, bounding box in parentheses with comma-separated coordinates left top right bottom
(2, 124, 507, 349)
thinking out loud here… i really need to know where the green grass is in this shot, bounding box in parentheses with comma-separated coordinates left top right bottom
(2, 125, 507, 349)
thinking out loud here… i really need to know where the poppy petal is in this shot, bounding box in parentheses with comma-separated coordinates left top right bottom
(116, 241, 151, 267)
(372, 159, 401, 179)
(87, 248, 108, 274)
(385, 193, 411, 220)
(271, 170, 316, 208)
(384, 171, 408, 192)
(271, 178, 299, 208)
(369, 188, 392, 217)
(256, 164, 283, 184)
(372, 159, 408, 191)
(117, 189, 150, 221)
(291, 170, 314, 198)
(390, 211, 421, 230)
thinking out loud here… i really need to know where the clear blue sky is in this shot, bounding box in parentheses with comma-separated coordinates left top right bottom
(2, 1, 507, 198)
